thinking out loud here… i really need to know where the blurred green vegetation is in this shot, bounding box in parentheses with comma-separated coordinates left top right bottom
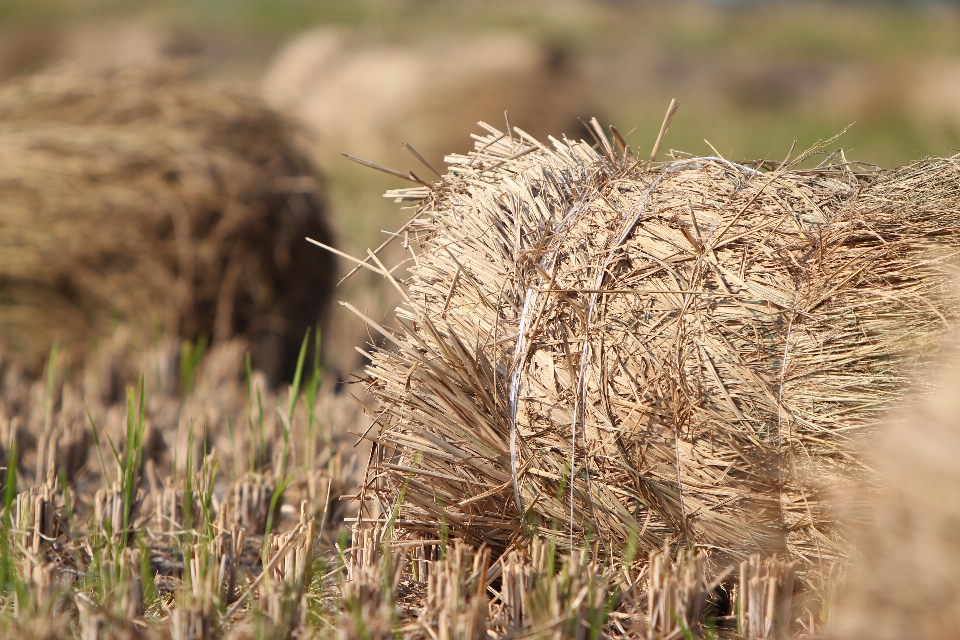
(652, 4, 960, 61)
(0, 0, 584, 35)
(4, 0, 959, 166)
(4, 0, 959, 57)
(614, 105, 960, 170)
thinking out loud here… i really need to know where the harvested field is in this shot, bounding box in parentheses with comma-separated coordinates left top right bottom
(0, 64, 335, 383)
(0, 327, 370, 638)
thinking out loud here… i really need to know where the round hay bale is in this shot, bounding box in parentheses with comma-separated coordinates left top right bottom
(357, 123, 960, 578)
(0, 65, 335, 383)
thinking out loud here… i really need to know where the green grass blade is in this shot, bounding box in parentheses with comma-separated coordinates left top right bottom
(386, 451, 421, 540)
(86, 406, 110, 480)
(138, 533, 157, 607)
(256, 386, 265, 470)
(122, 387, 135, 547)
(104, 432, 122, 470)
(277, 408, 292, 479)
(1, 442, 18, 592)
(288, 327, 311, 424)
(262, 474, 294, 577)
(180, 335, 208, 398)
(184, 421, 195, 540)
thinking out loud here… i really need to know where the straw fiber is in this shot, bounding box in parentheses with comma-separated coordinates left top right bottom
(357, 121, 960, 579)
(0, 65, 334, 382)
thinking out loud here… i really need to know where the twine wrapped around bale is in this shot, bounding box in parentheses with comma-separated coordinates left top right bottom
(0, 64, 334, 382)
(353, 118, 960, 578)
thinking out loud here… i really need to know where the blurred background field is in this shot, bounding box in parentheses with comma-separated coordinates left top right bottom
(5, 0, 960, 373)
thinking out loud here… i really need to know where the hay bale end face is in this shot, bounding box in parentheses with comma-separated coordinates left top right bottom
(359, 123, 960, 578)
(0, 66, 335, 383)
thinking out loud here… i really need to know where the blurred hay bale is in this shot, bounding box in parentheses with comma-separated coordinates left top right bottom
(833, 341, 960, 640)
(0, 64, 335, 382)
(359, 123, 960, 579)
(261, 29, 590, 168)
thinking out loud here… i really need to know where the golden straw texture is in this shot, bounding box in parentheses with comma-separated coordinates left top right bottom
(357, 122, 960, 581)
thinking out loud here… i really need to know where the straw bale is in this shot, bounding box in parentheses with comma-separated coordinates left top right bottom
(357, 123, 960, 578)
(261, 30, 589, 168)
(833, 341, 960, 640)
(0, 65, 335, 382)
